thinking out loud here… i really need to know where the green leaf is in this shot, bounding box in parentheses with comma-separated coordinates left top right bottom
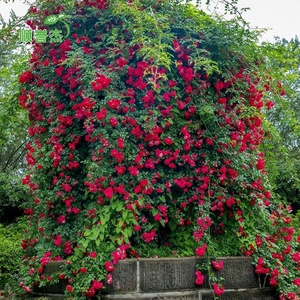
(44, 15, 59, 25)
(122, 210, 129, 220)
(124, 227, 133, 239)
(82, 240, 89, 249)
(99, 232, 104, 241)
(90, 229, 99, 240)
(168, 220, 177, 231)
(84, 229, 91, 237)
(57, 14, 67, 20)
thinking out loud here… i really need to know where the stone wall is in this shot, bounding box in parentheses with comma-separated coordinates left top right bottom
(34, 257, 277, 300)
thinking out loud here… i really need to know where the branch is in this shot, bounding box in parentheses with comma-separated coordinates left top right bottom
(2, 140, 27, 172)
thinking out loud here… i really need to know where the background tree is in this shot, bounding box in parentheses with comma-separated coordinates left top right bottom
(0, 11, 30, 222)
(0, 9, 32, 289)
(260, 37, 300, 213)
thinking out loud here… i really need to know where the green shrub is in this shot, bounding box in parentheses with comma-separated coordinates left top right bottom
(0, 219, 25, 288)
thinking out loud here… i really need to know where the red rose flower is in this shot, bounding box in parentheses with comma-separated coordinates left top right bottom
(92, 279, 103, 290)
(53, 234, 62, 246)
(103, 187, 114, 199)
(292, 278, 300, 287)
(217, 97, 227, 104)
(104, 261, 115, 272)
(141, 229, 156, 243)
(109, 117, 118, 127)
(215, 80, 224, 92)
(96, 108, 107, 120)
(212, 283, 224, 296)
(107, 98, 121, 110)
(116, 57, 127, 68)
(57, 215, 66, 224)
(164, 137, 174, 145)
(19, 70, 33, 84)
(195, 270, 205, 285)
(90, 251, 97, 258)
(91, 74, 111, 91)
(266, 101, 274, 109)
(211, 260, 224, 271)
(128, 166, 139, 176)
(195, 244, 207, 257)
(66, 285, 73, 292)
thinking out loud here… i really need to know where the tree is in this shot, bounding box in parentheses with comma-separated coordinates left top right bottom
(260, 37, 300, 212)
(0, 25, 31, 221)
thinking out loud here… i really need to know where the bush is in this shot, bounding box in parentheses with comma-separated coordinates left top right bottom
(16, 0, 300, 299)
(0, 219, 25, 288)
(0, 172, 28, 224)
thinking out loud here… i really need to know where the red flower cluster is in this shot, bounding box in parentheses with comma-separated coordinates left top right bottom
(141, 229, 156, 243)
(91, 74, 111, 91)
(212, 283, 225, 296)
(195, 270, 205, 285)
(19, 70, 33, 84)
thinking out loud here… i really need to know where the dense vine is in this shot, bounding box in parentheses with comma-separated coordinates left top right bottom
(17, 0, 300, 299)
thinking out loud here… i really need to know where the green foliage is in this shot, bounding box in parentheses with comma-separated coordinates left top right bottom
(292, 210, 300, 238)
(0, 172, 28, 222)
(0, 47, 30, 222)
(0, 219, 26, 288)
(260, 37, 300, 211)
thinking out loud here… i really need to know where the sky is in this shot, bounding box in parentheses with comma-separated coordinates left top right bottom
(0, 0, 300, 42)
(235, 0, 300, 41)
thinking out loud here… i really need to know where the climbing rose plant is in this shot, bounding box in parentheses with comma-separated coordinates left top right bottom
(17, 0, 300, 299)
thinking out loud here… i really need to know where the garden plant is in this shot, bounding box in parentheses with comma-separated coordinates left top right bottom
(15, 0, 300, 299)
